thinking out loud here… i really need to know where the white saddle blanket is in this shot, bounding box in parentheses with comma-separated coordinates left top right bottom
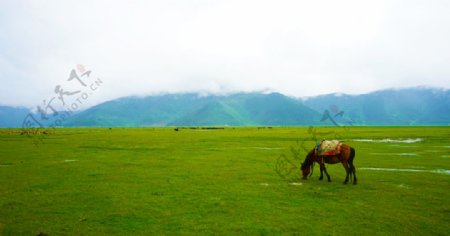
(317, 140, 342, 155)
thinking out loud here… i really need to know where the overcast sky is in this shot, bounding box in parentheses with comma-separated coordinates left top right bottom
(1, 0, 449, 108)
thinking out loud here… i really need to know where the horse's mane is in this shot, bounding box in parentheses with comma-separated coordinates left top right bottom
(301, 149, 315, 166)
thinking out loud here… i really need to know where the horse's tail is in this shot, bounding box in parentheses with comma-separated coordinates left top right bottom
(349, 147, 355, 166)
(349, 147, 355, 171)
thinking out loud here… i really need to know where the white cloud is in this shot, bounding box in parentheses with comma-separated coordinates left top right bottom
(0, 0, 449, 108)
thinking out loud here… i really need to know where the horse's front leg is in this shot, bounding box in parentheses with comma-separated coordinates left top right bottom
(319, 157, 331, 182)
(319, 163, 324, 180)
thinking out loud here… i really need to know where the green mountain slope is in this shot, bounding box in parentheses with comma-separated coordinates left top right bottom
(64, 94, 215, 126)
(63, 92, 322, 126)
(168, 101, 244, 126)
(167, 93, 322, 126)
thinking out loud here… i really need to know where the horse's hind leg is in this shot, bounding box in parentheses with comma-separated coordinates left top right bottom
(342, 162, 350, 184)
(352, 165, 357, 184)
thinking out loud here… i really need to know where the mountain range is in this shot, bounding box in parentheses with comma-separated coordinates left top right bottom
(1, 87, 449, 127)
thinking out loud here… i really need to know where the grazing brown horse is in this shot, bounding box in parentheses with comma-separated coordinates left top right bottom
(300, 143, 357, 184)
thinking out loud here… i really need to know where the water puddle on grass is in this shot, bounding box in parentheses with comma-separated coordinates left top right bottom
(353, 138, 423, 143)
(64, 160, 78, 162)
(360, 167, 450, 175)
(250, 147, 282, 150)
(396, 184, 411, 189)
(389, 144, 418, 148)
(410, 166, 426, 169)
(260, 182, 303, 187)
(371, 153, 418, 156)
(210, 147, 282, 151)
(423, 150, 441, 153)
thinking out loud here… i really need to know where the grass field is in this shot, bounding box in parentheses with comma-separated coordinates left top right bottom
(0, 127, 449, 235)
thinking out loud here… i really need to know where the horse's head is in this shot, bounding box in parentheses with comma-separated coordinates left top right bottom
(300, 162, 311, 180)
(300, 149, 315, 180)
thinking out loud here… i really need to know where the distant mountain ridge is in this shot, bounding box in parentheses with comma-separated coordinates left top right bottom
(1, 87, 449, 127)
(303, 88, 450, 125)
(0, 106, 30, 128)
(64, 92, 323, 126)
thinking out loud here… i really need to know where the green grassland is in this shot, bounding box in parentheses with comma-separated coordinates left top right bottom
(0, 127, 449, 235)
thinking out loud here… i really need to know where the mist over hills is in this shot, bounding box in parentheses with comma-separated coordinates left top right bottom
(1, 87, 449, 127)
